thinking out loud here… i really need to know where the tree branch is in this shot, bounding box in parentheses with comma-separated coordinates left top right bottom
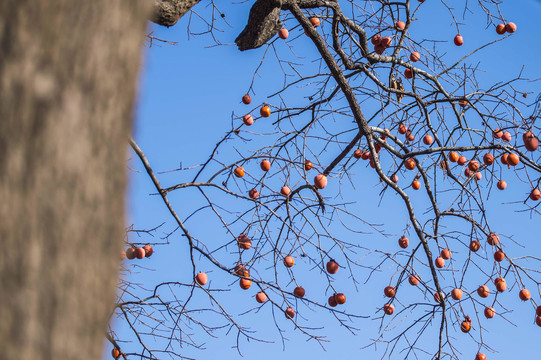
(151, 0, 201, 27)
(235, 0, 283, 51)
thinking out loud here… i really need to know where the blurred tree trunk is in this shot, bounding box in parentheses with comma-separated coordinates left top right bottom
(0, 1, 149, 359)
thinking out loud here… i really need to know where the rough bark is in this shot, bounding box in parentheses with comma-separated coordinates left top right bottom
(0, 1, 149, 360)
(150, 0, 284, 51)
(235, 0, 282, 51)
(151, 0, 202, 27)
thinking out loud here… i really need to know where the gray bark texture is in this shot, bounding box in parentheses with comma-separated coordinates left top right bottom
(150, 0, 285, 51)
(151, 0, 202, 27)
(0, 1, 149, 360)
(235, 0, 282, 51)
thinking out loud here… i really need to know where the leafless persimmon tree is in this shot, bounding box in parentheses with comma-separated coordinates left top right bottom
(111, 1, 541, 359)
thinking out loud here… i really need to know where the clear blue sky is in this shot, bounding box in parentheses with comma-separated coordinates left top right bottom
(110, 1, 541, 359)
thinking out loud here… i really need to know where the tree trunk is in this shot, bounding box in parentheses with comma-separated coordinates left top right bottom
(0, 2, 149, 359)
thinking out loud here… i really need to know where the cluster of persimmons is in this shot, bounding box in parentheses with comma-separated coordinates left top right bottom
(122, 244, 154, 260)
(193, 17, 533, 360)
(193, 91, 338, 320)
(115, 7, 532, 359)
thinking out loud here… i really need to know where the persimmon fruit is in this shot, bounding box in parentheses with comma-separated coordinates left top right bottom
(374, 44, 385, 54)
(243, 114, 253, 126)
(404, 68, 413, 79)
(361, 151, 370, 160)
(135, 247, 145, 259)
(384, 304, 395, 315)
(260, 159, 271, 171)
(294, 286, 305, 298)
(234, 264, 250, 277)
(285, 307, 295, 319)
(237, 234, 252, 250)
(468, 160, 480, 172)
(405, 158, 416, 170)
(309, 17, 321, 27)
(328, 295, 338, 307)
(371, 34, 382, 45)
(384, 286, 396, 297)
(242, 94, 251, 104)
(484, 307, 496, 319)
(434, 291, 445, 303)
(461, 319, 471, 333)
(256, 292, 267, 303)
(441, 248, 451, 260)
(240, 278, 252, 290)
(523, 132, 539, 151)
(440, 160, 448, 170)
(326, 260, 339, 274)
(451, 288, 463, 300)
(398, 236, 409, 249)
(519, 288, 531, 301)
(477, 285, 490, 298)
(381, 36, 392, 47)
(483, 153, 494, 165)
(409, 275, 420, 286)
(407, 133, 415, 142)
(449, 152, 459, 162)
(249, 189, 259, 199)
(422, 134, 433, 145)
(280, 186, 291, 197)
(314, 174, 328, 189)
(494, 277, 507, 292)
(470, 240, 481, 252)
(260, 106, 271, 117)
(335, 293, 346, 304)
(143, 244, 154, 257)
(234, 166, 245, 178)
(283, 255, 295, 267)
(195, 272, 208, 286)
(507, 153, 519, 166)
(487, 233, 499, 245)
(505, 22, 517, 33)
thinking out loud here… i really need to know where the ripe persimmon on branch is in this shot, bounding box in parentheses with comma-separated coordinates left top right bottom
(111, 1, 541, 359)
